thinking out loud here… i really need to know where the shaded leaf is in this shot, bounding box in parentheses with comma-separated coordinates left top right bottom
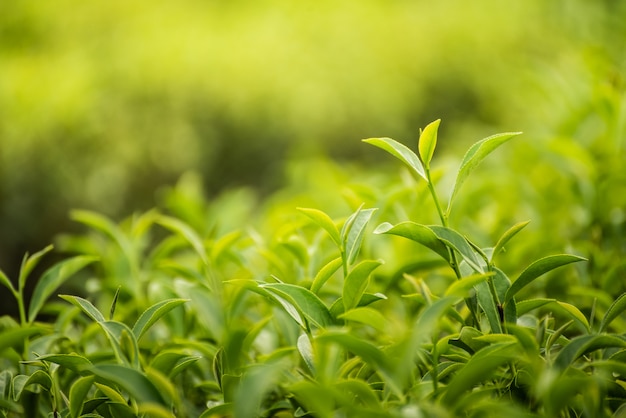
(18, 245, 54, 293)
(362, 137, 427, 181)
(504, 254, 587, 303)
(37, 353, 94, 374)
(0, 327, 43, 353)
(474, 280, 502, 333)
(448, 131, 522, 210)
(69, 375, 95, 418)
(343, 259, 383, 311)
(297, 207, 342, 248)
(599, 292, 626, 333)
(0, 268, 14, 293)
(90, 364, 167, 406)
(418, 119, 441, 168)
(554, 334, 626, 371)
(28, 255, 98, 323)
(132, 298, 189, 341)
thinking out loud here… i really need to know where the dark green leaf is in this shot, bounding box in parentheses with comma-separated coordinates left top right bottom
(362, 137, 427, 181)
(343, 259, 383, 311)
(599, 292, 626, 333)
(90, 364, 167, 406)
(504, 254, 587, 303)
(59, 295, 106, 323)
(554, 334, 626, 371)
(474, 281, 502, 333)
(36, 353, 93, 374)
(28, 255, 98, 323)
(430, 226, 484, 272)
(0, 268, 15, 294)
(69, 375, 95, 418)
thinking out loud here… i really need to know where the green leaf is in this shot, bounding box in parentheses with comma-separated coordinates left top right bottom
(418, 119, 441, 168)
(90, 364, 167, 406)
(297, 207, 342, 248)
(599, 292, 626, 333)
(553, 334, 626, 371)
(71, 210, 134, 261)
(374, 222, 450, 263)
(0, 327, 43, 353)
(261, 282, 334, 329)
(18, 245, 54, 292)
(156, 214, 209, 265)
(430, 226, 484, 272)
(28, 255, 98, 323)
(132, 298, 189, 341)
(343, 259, 383, 311)
(297, 333, 315, 375)
(60, 295, 106, 323)
(504, 254, 586, 303)
(491, 220, 530, 262)
(553, 301, 590, 333)
(362, 137, 427, 182)
(474, 280, 502, 333)
(334, 379, 382, 410)
(12, 370, 52, 400)
(342, 207, 377, 265)
(0, 268, 15, 293)
(442, 342, 520, 405)
(69, 375, 95, 418)
(444, 272, 494, 298)
(311, 257, 342, 294)
(338, 307, 388, 332)
(448, 131, 522, 211)
(36, 353, 94, 374)
(515, 298, 556, 316)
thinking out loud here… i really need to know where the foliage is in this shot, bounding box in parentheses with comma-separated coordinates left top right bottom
(1, 118, 625, 417)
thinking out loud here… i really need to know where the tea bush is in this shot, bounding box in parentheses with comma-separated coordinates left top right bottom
(1, 119, 625, 417)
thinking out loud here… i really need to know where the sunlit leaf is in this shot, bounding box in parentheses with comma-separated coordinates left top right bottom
(156, 214, 209, 265)
(311, 257, 342, 294)
(342, 207, 377, 265)
(59, 295, 106, 323)
(448, 131, 522, 211)
(444, 272, 493, 297)
(261, 282, 334, 329)
(504, 254, 587, 303)
(297, 207, 342, 248)
(338, 307, 388, 332)
(18, 245, 54, 293)
(491, 220, 530, 262)
(418, 119, 441, 168)
(343, 259, 383, 311)
(69, 375, 95, 418)
(363, 137, 427, 181)
(599, 292, 626, 333)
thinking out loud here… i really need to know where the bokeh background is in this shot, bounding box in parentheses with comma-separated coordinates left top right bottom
(1, 0, 624, 285)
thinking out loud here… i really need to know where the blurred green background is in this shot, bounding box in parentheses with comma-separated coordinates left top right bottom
(0, 0, 624, 284)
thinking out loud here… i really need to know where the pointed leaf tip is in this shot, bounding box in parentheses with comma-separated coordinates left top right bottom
(418, 119, 441, 168)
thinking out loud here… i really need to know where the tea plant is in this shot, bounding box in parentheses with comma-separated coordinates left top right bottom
(1, 119, 625, 417)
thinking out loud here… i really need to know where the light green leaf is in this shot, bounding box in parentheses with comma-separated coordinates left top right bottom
(297, 207, 342, 248)
(430, 226, 484, 272)
(18, 245, 54, 292)
(342, 207, 377, 265)
(444, 272, 494, 297)
(12, 370, 52, 401)
(599, 292, 626, 333)
(297, 333, 315, 375)
(156, 215, 209, 265)
(338, 307, 388, 332)
(374, 222, 450, 262)
(261, 282, 334, 329)
(90, 364, 167, 406)
(69, 375, 95, 418)
(491, 220, 530, 262)
(100, 320, 141, 368)
(132, 298, 189, 341)
(504, 254, 587, 303)
(343, 259, 383, 312)
(554, 334, 626, 371)
(448, 131, 522, 211)
(311, 257, 342, 294)
(418, 119, 441, 168)
(554, 301, 590, 332)
(334, 379, 382, 410)
(28, 255, 98, 323)
(362, 137, 427, 182)
(71, 210, 134, 261)
(59, 295, 106, 323)
(0, 268, 15, 293)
